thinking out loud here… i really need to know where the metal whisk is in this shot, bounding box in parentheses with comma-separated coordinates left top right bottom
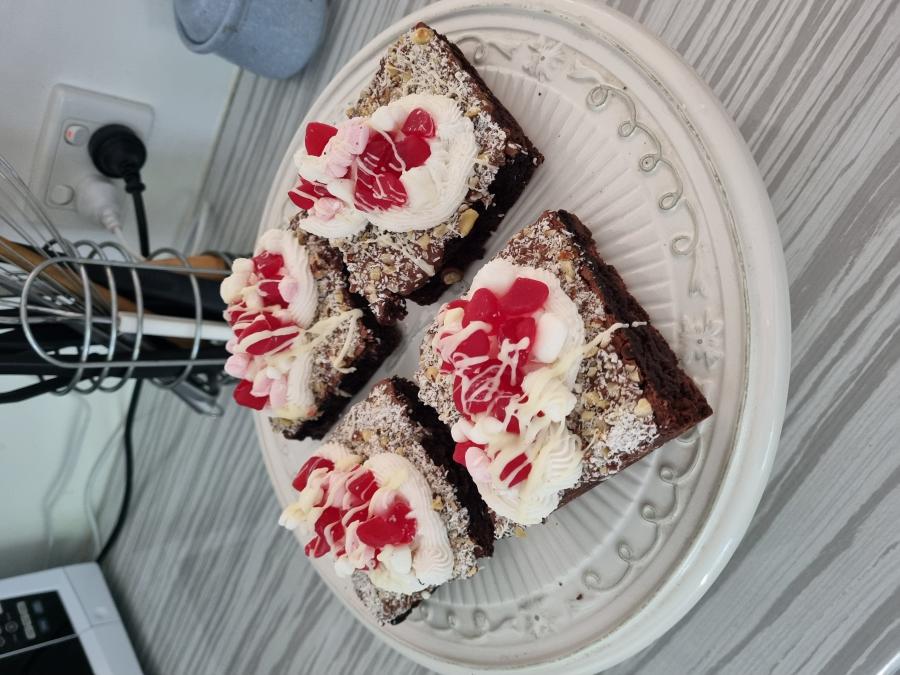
(0, 153, 233, 413)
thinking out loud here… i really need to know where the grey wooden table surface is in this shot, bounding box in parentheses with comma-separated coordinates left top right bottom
(102, 1, 900, 673)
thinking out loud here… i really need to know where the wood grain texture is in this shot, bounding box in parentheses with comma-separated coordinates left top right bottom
(101, 1, 900, 673)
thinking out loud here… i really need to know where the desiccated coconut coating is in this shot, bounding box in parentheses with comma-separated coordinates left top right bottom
(331, 23, 542, 324)
(416, 211, 712, 537)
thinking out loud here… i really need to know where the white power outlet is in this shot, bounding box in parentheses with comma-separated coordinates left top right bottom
(29, 84, 154, 228)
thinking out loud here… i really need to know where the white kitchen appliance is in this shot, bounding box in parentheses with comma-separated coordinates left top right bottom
(0, 563, 141, 674)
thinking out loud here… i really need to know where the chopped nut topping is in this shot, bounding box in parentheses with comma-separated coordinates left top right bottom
(634, 397, 653, 417)
(458, 208, 479, 236)
(431, 496, 444, 511)
(442, 268, 462, 284)
(412, 26, 433, 44)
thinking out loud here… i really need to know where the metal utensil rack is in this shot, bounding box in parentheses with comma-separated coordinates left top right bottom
(0, 153, 233, 414)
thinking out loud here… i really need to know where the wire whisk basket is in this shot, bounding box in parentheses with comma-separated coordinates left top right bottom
(0, 153, 233, 413)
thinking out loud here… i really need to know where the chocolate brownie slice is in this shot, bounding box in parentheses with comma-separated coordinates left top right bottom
(416, 211, 712, 535)
(279, 378, 494, 624)
(222, 227, 397, 440)
(290, 23, 542, 324)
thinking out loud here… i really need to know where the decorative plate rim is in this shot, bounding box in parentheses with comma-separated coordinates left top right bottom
(255, 1, 790, 672)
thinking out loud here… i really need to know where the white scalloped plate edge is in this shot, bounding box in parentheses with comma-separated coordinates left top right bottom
(255, 1, 789, 672)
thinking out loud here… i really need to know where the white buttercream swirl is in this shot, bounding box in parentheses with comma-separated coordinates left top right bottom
(254, 229, 318, 327)
(365, 453, 455, 591)
(365, 94, 478, 233)
(444, 260, 588, 525)
(278, 443, 455, 594)
(291, 93, 478, 238)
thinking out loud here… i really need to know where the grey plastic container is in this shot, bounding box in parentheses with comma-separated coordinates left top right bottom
(174, 0, 327, 79)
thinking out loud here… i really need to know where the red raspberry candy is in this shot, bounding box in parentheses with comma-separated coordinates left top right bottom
(463, 288, 500, 327)
(291, 456, 335, 492)
(499, 453, 529, 483)
(233, 379, 268, 411)
(401, 108, 436, 138)
(499, 315, 536, 366)
(356, 499, 416, 548)
(455, 329, 491, 360)
(394, 135, 431, 169)
(347, 470, 378, 504)
(314, 506, 344, 544)
(453, 440, 484, 467)
(243, 314, 298, 355)
(508, 463, 532, 488)
(304, 535, 330, 558)
(288, 177, 333, 210)
(257, 280, 286, 308)
(253, 251, 284, 278)
(354, 171, 407, 212)
(498, 277, 550, 316)
(305, 122, 338, 157)
(358, 133, 403, 174)
(505, 415, 520, 434)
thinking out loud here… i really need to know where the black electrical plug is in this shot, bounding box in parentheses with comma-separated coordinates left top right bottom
(88, 124, 150, 256)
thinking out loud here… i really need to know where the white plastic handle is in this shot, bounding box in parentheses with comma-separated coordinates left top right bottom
(118, 311, 232, 342)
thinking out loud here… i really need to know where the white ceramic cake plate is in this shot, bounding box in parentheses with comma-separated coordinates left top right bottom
(255, 1, 790, 672)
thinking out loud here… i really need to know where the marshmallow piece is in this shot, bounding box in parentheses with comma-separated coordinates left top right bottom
(451, 418, 472, 442)
(532, 312, 568, 363)
(465, 447, 492, 483)
(370, 105, 407, 132)
(443, 307, 464, 328)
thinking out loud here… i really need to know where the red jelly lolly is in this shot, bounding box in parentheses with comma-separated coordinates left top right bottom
(347, 470, 378, 504)
(291, 456, 335, 492)
(257, 280, 287, 308)
(359, 133, 400, 174)
(499, 453, 528, 482)
(233, 379, 268, 411)
(505, 415, 520, 434)
(288, 189, 314, 210)
(314, 506, 343, 540)
(456, 329, 491, 359)
(305, 122, 338, 156)
(508, 462, 532, 488)
(452, 376, 465, 413)
(498, 277, 550, 316)
(499, 315, 536, 348)
(446, 299, 468, 312)
(395, 134, 431, 169)
(301, 177, 333, 199)
(253, 251, 284, 278)
(453, 442, 470, 466)
(463, 288, 500, 327)
(401, 108, 436, 138)
(356, 499, 416, 548)
(305, 535, 330, 558)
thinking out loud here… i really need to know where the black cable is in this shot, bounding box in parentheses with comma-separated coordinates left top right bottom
(97, 379, 142, 564)
(123, 169, 150, 258)
(131, 189, 150, 257)
(88, 124, 150, 257)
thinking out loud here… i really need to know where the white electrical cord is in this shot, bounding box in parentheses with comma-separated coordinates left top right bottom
(83, 415, 127, 558)
(41, 393, 92, 567)
(75, 173, 144, 260)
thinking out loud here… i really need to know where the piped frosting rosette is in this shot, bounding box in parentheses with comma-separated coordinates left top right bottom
(431, 259, 589, 525)
(220, 229, 361, 421)
(288, 93, 479, 238)
(279, 442, 455, 594)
